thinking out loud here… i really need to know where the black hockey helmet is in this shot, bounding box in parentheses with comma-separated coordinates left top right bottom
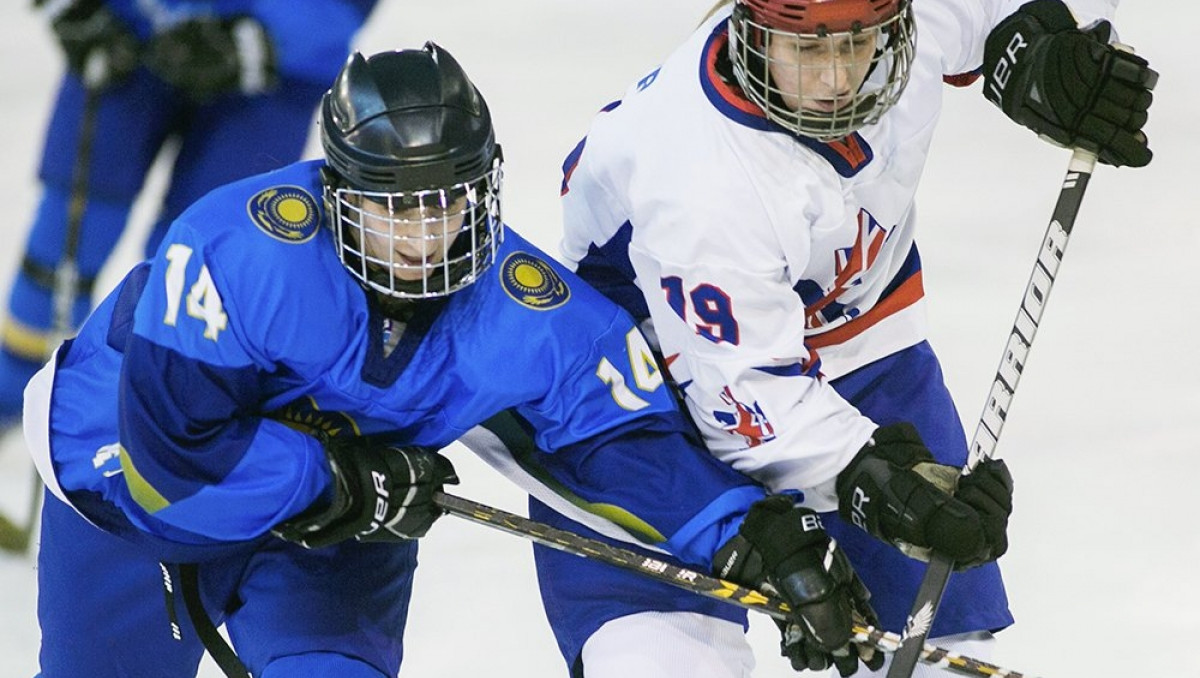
(320, 43, 504, 301)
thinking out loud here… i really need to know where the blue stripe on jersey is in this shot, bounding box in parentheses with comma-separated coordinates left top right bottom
(119, 334, 265, 503)
(561, 136, 588, 196)
(574, 221, 651, 322)
(662, 485, 763, 569)
(752, 361, 817, 378)
(880, 242, 922, 299)
(105, 262, 151, 351)
(561, 102, 622, 197)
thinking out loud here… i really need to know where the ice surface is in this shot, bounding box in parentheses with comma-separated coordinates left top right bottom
(1, 2, 1194, 676)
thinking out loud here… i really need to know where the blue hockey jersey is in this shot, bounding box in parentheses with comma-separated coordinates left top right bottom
(35, 160, 763, 565)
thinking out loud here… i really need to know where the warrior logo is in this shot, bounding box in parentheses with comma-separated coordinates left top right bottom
(248, 186, 320, 244)
(713, 386, 775, 447)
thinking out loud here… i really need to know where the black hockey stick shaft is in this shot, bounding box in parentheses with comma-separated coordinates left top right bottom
(54, 86, 100, 336)
(0, 88, 102, 555)
(885, 149, 1098, 678)
(435, 491, 1042, 678)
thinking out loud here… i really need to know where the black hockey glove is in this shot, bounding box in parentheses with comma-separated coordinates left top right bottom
(714, 496, 883, 677)
(143, 15, 276, 102)
(983, 0, 1158, 167)
(274, 438, 459, 549)
(836, 423, 1013, 570)
(35, 0, 139, 90)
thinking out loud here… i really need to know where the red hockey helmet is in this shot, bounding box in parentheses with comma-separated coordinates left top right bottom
(739, 0, 905, 33)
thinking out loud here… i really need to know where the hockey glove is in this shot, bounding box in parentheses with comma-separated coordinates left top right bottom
(836, 423, 1013, 570)
(143, 15, 276, 102)
(714, 496, 883, 677)
(983, 0, 1158, 167)
(274, 438, 459, 549)
(35, 0, 139, 90)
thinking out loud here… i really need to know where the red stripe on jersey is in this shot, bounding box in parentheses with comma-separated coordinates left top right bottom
(944, 71, 981, 87)
(806, 271, 924, 349)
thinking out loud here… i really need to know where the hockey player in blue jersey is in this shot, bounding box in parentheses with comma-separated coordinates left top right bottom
(0, 0, 377, 426)
(24, 44, 887, 677)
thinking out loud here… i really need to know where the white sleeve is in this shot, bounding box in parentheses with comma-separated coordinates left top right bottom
(560, 137, 628, 271)
(925, 0, 1116, 77)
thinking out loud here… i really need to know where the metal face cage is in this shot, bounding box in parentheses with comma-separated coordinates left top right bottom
(729, 2, 916, 141)
(325, 159, 504, 300)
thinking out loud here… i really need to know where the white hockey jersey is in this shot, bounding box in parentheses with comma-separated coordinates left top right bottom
(560, 0, 1101, 509)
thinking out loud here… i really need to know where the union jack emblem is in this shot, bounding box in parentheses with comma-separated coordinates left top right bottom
(713, 386, 776, 447)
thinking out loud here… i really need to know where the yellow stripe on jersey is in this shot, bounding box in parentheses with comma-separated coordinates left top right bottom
(119, 445, 171, 514)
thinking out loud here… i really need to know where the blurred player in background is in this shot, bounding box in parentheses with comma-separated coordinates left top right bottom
(25, 45, 887, 677)
(548, 0, 1155, 675)
(0, 0, 378, 427)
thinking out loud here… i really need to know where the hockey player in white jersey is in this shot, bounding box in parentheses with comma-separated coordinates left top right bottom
(548, 0, 1156, 676)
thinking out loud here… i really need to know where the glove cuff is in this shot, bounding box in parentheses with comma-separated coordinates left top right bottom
(229, 17, 275, 94)
(37, 0, 103, 24)
(1013, 0, 1079, 32)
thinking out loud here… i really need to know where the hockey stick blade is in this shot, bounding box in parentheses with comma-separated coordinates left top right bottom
(0, 461, 42, 554)
(885, 148, 1098, 678)
(435, 491, 1043, 678)
(0, 510, 32, 553)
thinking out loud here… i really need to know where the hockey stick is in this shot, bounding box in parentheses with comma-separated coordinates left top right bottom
(435, 491, 1043, 678)
(884, 148, 1099, 678)
(0, 86, 101, 554)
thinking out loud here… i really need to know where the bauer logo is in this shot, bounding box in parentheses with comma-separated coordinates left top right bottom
(248, 186, 320, 244)
(500, 252, 570, 310)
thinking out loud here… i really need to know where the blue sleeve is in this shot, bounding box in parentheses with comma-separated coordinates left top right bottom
(527, 413, 763, 569)
(115, 223, 332, 543)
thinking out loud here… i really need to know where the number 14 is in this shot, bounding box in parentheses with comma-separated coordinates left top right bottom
(163, 243, 229, 341)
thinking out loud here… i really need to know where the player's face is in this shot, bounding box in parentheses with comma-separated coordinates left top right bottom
(766, 29, 878, 114)
(353, 194, 469, 282)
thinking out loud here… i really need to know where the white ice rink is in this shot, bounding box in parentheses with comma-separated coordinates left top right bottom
(1, 2, 1196, 677)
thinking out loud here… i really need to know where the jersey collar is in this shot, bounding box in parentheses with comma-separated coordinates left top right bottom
(698, 19, 874, 179)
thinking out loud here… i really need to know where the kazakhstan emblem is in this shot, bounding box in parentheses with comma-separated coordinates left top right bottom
(248, 186, 320, 244)
(269, 396, 361, 442)
(500, 252, 570, 310)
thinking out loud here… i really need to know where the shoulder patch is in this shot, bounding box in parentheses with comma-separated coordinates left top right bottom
(247, 186, 320, 244)
(500, 252, 570, 311)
